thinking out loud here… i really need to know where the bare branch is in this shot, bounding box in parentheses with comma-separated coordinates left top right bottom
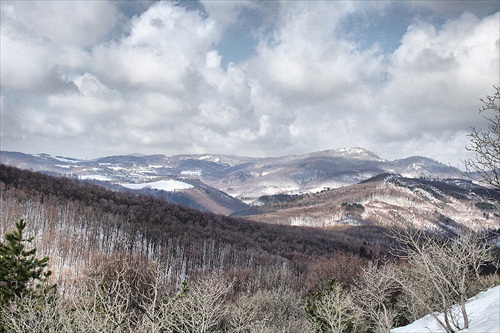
(464, 86, 500, 191)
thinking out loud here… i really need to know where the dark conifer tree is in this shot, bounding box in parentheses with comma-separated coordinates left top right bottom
(0, 219, 55, 306)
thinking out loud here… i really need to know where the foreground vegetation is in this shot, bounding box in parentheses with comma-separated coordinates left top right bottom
(1, 222, 498, 333)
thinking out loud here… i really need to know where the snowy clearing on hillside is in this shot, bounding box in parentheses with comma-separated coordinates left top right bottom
(80, 174, 112, 181)
(181, 170, 202, 176)
(54, 164, 71, 169)
(53, 156, 80, 163)
(121, 180, 193, 191)
(391, 285, 500, 333)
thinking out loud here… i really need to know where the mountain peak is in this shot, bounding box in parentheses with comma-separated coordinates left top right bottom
(310, 147, 382, 161)
(336, 147, 380, 158)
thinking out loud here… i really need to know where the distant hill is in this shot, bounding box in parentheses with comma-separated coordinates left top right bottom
(242, 173, 499, 232)
(0, 148, 464, 213)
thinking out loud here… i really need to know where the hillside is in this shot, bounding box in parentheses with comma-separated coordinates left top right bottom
(242, 174, 500, 232)
(0, 148, 463, 210)
(0, 164, 390, 285)
(2, 148, 497, 233)
(1, 165, 498, 333)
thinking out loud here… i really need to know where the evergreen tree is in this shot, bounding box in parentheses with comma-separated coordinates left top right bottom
(0, 219, 55, 306)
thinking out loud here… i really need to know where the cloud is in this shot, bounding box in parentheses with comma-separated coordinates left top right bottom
(0, 0, 498, 166)
(90, 2, 219, 91)
(0, 1, 121, 92)
(241, 2, 386, 153)
(85, 1, 274, 156)
(381, 12, 499, 134)
(369, 11, 499, 164)
(240, 5, 499, 163)
(408, 0, 500, 17)
(237, 2, 386, 155)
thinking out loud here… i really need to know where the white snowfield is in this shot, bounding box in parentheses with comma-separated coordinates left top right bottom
(391, 285, 500, 333)
(80, 174, 112, 181)
(121, 180, 193, 191)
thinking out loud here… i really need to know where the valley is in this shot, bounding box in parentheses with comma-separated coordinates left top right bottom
(1, 148, 498, 232)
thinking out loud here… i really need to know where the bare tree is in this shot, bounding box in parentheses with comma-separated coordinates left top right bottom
(163, 273, 232, 333)
(1, 295, 70, 333)
(72, 262, 136, 332)
(306, 279, 360, 333)
(134, 262, 172, 333)
(464, 86, 500, 190)
(352, 261, 403, 333)
(391, 228, 495, 333)
(229, 291, 272, 333)
(229, 280, 310, 333)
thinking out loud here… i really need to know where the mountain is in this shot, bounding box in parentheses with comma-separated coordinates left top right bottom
(0, 148, 464, 210)
(241, 173, 499, 232)
(0, 151, 249, 214)
(127, 178, 249, 215)
(200, 149, 462, 202)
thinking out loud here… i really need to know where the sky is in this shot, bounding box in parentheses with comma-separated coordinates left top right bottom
(1, 0, 499, 167)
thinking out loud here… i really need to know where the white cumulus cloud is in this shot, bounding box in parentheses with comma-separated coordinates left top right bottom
(0, 0, 498, 166)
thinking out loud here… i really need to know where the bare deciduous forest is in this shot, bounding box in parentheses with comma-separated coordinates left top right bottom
(0, 164, 498, 332)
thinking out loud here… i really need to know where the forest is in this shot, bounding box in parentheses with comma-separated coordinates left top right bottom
(0, 164, 498, 332)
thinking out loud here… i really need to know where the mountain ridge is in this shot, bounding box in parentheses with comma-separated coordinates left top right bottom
(0, 147, 461, 181)
(0, 148, 478, 220)
(1, 148, 499, 232)
(242, 173, 499, 231)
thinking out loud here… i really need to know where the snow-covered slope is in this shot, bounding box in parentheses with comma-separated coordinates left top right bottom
(391, 285, 500, 333)
(0, 148, 462, 200)
(242, 174, 499, 231)
(121, 179, 193, 191)
(0, 148, 470, 215)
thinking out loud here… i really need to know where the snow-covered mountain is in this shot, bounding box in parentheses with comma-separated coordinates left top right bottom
(0, 148, 485, 222)
(0, 147, 462, 195)
(0, 151, 250, 214)
(242, 173, 499, 231)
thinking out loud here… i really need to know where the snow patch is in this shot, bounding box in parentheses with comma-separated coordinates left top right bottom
(181, 170, 202, 176)
(80, 174, 112, 181)
(391, 285, 500, 333)
(121, 180, 193, 191)
(198, 155, 221, 163)
(54, 164, 71, 169)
